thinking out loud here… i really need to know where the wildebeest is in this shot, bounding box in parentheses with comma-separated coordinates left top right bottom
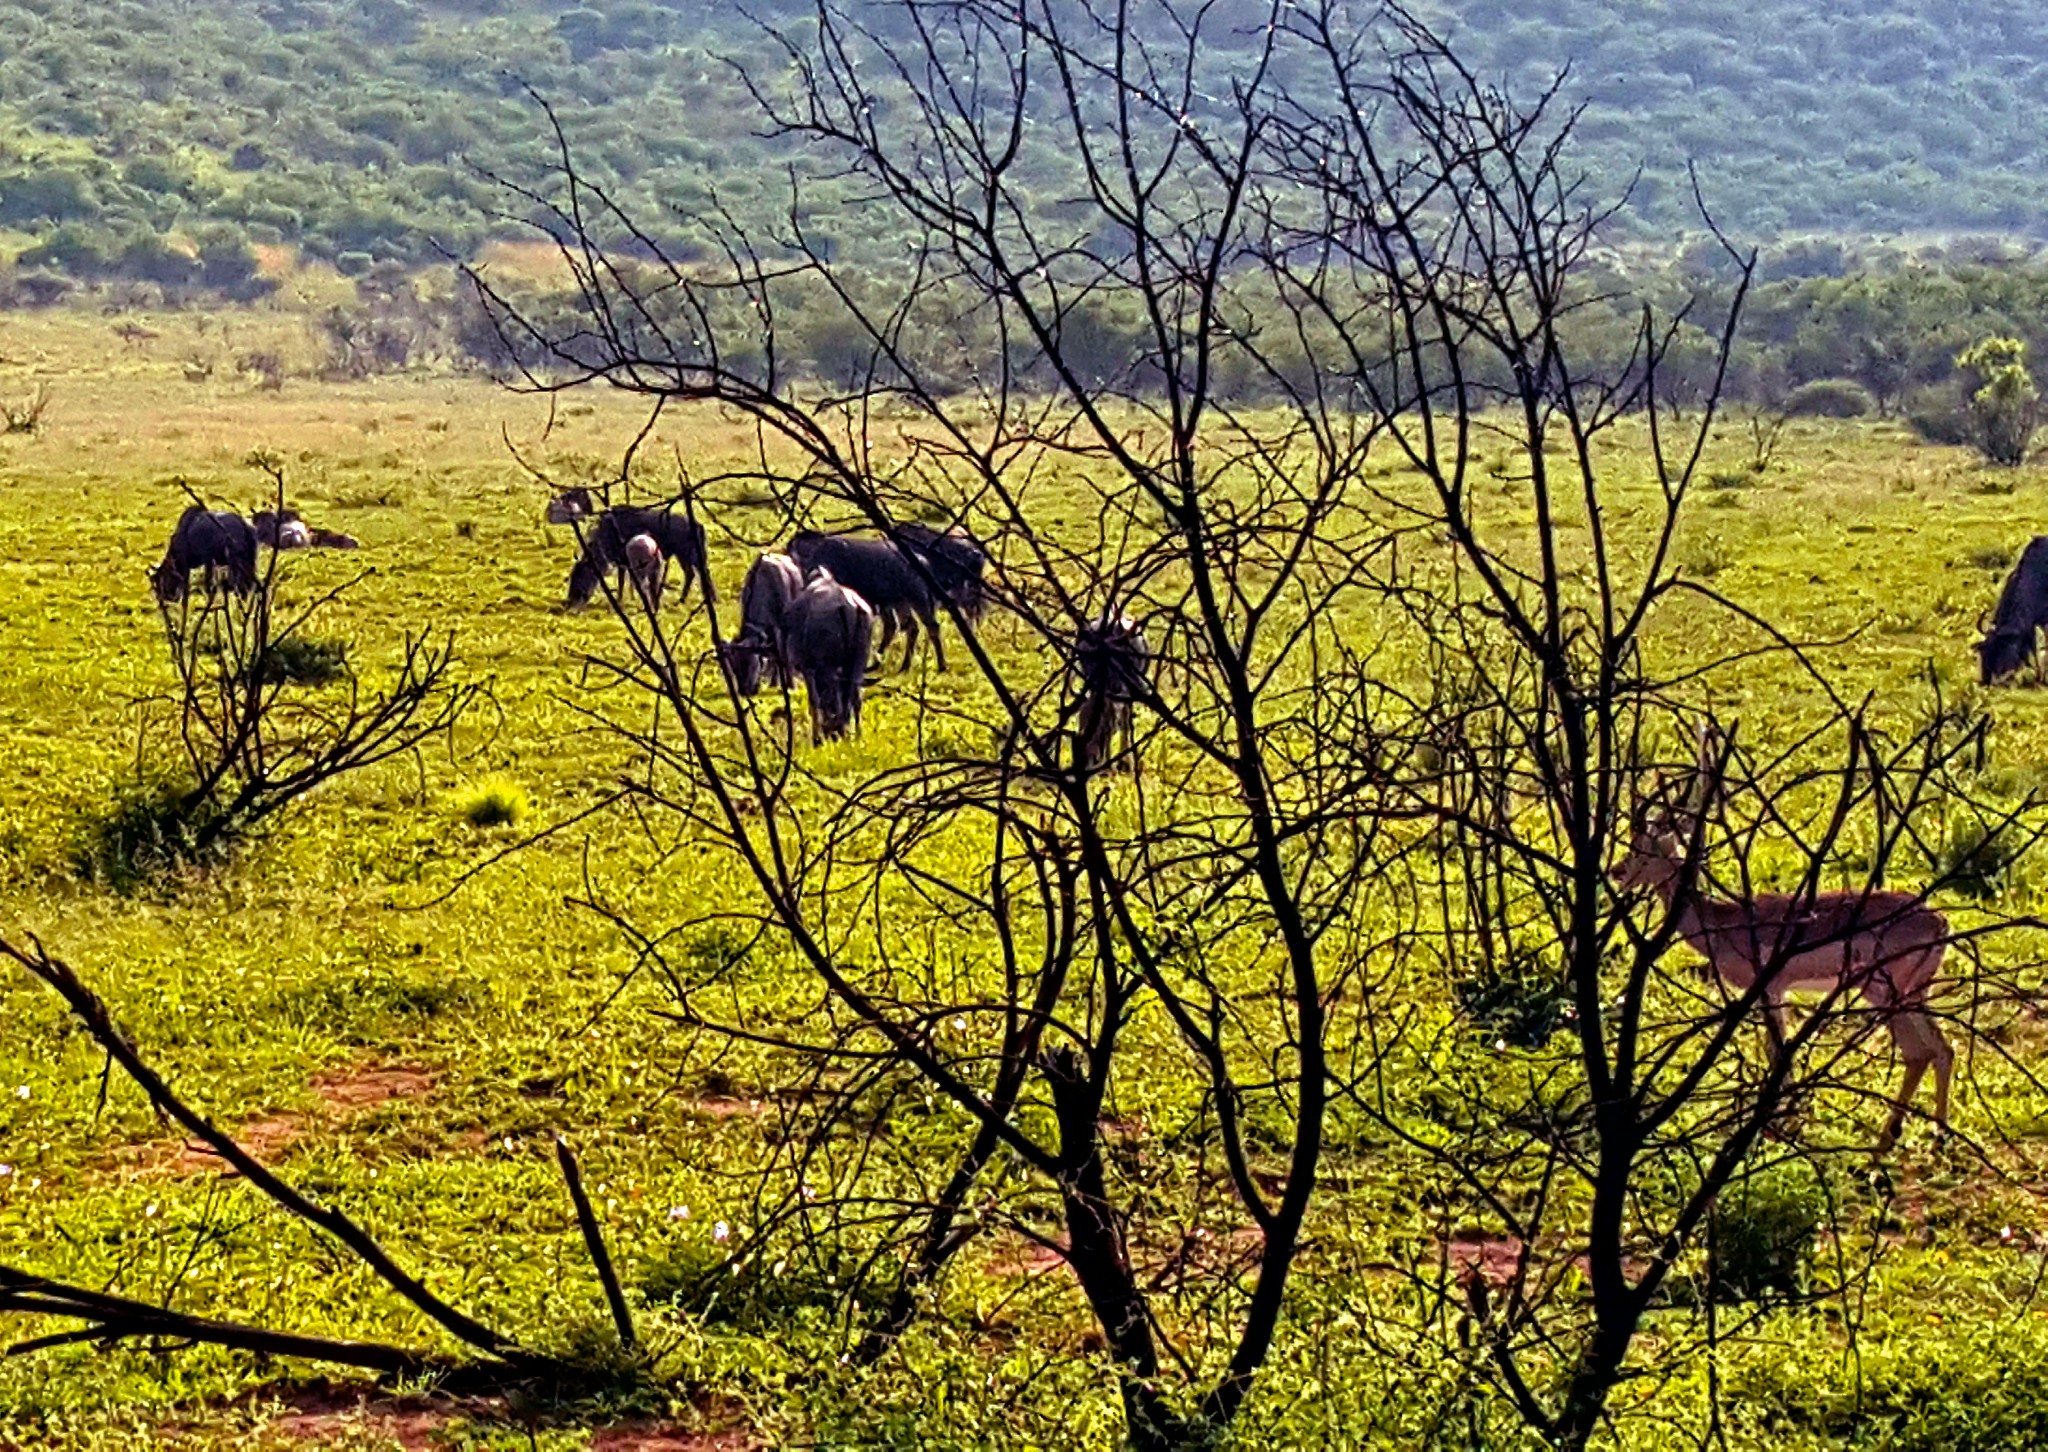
(719, 552, 805, 696)
(787, 530, 945, 670)
(785, 570, 876, 743)
(624, 533, 666, 615)
(151, 505, 258, 605)
(564, 506, 710, 611)
(546, 487, 594, 525)
(1977, 535, 2048, 684)
(253, 509, 359, 551)
(890, 522, 989, 623)
(1073, 611, 1150, 772)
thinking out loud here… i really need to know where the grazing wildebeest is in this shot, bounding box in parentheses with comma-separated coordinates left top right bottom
(624, 532, 666, 615)
(254, 509, 357, 551)
(890, 521, 990, 623)
(719, 552, 804, 696)
(787, 530, 944, 670)
(546, 486, 594, 525)
(564, 506, 709, 611)
(1073, 611, 1150, 772)
(251, 509, 302, 548)
(785, 570, 876, 743)
(1977, 535, 2048, 684)
(151, 505, 258, 605)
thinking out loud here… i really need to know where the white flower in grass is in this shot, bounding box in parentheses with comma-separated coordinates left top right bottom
(668, 1204, 690, 1221)
(713, 1220, 730, 1243)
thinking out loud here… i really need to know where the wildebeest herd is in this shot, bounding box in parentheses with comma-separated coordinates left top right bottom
(149, 489, 1150, 761)
(548, 494, 1009, 744)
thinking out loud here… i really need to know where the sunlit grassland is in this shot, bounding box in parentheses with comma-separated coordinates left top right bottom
(5, 303, 2048, 1446)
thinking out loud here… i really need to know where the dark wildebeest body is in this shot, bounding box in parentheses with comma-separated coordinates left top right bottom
(1073, 611, 1150, 772)
(889, 522, 989, 624)
(787, 530, 944, 670)
(152, 505, 258, 605)
(565, 506, 709, 610)
(720, 552, 804, 697)
(786, 571, 875, 743)
(1977, 535, 2048, 684)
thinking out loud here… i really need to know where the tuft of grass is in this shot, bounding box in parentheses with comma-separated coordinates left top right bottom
(67, 773, 232, 890)
(1705, 1159, 1825, 1303)
(1931, 813, 2029, 899)
(1965, 544, 2016, 571)
(255, 635, 350, 686)
(452, 776, 529, 829)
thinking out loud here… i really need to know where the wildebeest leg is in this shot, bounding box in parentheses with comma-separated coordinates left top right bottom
(899, 612, 921, 672)
(919, 603, 946, 672)
(874, 609, 900, 668)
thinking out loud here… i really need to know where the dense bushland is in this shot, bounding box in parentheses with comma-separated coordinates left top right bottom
(4, 0, 2048, 293)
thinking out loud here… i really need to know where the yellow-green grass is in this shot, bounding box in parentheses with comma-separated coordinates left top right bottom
(4, 305, 2048, 1447)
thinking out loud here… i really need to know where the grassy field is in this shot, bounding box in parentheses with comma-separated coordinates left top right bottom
(6, 303, 2048, 1449)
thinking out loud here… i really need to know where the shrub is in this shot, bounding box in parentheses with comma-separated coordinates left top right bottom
(1930, 812, 2027, 899)
(453, 776, 528, 828)
(68, 774, 231, 890)
(1956, 336, 2039, 465)
(255, 636, 350, 686)
(1782, 378, 1876, 418)
(1901, 382, 1971, 446)
(1707, 1158, 1823, 1302)
(1453, 956, 1569, 1049)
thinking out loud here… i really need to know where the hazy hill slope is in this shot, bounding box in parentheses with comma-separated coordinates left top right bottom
(0, 0, 2043, 284)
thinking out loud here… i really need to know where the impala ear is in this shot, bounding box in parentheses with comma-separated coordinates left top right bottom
(1682, 717, 1736, 827)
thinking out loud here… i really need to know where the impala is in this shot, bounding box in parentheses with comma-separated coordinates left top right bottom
(1615, 803, 1953, 1151)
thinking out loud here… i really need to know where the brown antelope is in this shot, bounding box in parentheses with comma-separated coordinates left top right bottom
(1614, 740, 1954, 1151)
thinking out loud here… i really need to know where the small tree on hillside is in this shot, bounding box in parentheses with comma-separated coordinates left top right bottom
(1958, 335, 2039, 465)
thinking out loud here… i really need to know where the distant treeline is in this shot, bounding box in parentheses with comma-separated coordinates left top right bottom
(436, 240, 2048, 439)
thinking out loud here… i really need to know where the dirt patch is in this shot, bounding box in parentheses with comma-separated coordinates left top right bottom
(678, 1095, 770, 1121)
(199, 1381, 758, 1450)
(101, 1063, 439, 1181)
(312, 1064, 437, 1113)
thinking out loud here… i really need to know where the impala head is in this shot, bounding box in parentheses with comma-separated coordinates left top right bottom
(1615, 721, 1732, 897)
(1612, 800, 1687, 896)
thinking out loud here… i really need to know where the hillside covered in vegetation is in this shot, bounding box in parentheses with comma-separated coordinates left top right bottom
(0, 0, 2046, 293)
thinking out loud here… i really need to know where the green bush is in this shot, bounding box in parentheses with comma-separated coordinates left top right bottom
(1957, 336, 2040, 465)
(1707, 1158, 1824, 1302)
(254, 636, 350, 686)
(1453, 955, 1570, 1049)
(1904, 385, 1974, 447)
(1930, 813, 2027, 899)
(1782, 377, 1877, 418)
(67, 773, 230, 890)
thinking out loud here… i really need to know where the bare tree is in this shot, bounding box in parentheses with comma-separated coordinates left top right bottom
(1258, 9, 2048, 1445)
(465, 1, 2046, 1444)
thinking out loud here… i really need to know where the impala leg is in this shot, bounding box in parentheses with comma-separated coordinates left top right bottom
(1878, 1010, 1951, 1151)
(1762, 992, 1790, 1054)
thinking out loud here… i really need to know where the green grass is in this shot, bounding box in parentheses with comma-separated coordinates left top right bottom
(7, 317, 2048, 1448)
